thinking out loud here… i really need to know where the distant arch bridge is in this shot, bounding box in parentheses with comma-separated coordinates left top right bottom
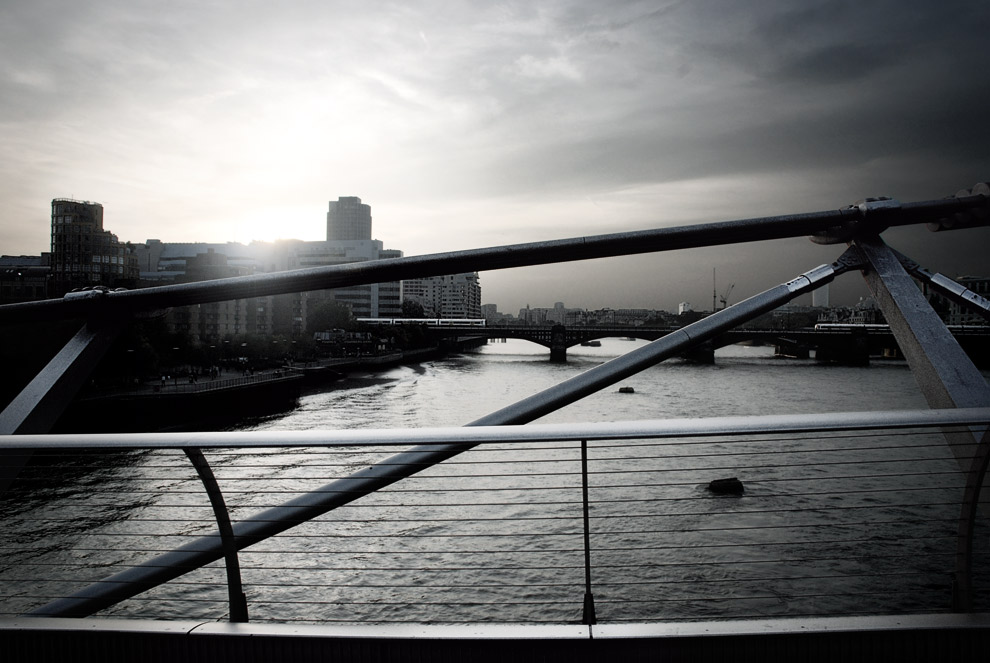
(425, 323, 990, 365)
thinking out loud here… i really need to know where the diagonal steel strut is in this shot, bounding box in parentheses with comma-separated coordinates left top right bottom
(0, 321, 125, 494)
(853, 236, 990, 466)
(891, 248, 990, 324)
(28, 257, 847, 618)
(853, 235, 990, 610)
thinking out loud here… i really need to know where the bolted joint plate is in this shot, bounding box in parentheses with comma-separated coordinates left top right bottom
(810, 197, 901, 244)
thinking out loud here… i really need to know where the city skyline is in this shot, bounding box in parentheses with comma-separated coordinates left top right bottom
(1, 2, 988, 313)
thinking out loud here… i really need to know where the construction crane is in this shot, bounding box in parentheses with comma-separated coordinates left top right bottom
(712, 268, 735, 311)
(719, 283, 735, 309)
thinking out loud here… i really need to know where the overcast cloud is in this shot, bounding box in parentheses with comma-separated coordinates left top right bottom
(1, 0, 988, 312)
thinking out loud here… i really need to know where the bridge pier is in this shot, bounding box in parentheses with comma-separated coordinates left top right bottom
(815, 332, 870, 366)
(681, 341, 715, 364)
(774, 343, 809, 360)
(550, 325, 568, 363)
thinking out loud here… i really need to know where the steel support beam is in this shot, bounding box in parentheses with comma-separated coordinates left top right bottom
(853, 235, 990, 610)
(28, 258, 846, 618)
(853, 236, 990, 464)
(0, 321, 124, 494)
(0, 321, 124, 435)
(892, 249, 990, 324)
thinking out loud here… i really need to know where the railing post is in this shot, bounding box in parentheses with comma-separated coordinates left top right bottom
(183, 448, 249, 622)
(954, 426, 990, 611)
(581, 439, 597, 625)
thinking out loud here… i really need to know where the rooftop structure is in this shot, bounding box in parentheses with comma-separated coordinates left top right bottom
(326, 196, 372, 241)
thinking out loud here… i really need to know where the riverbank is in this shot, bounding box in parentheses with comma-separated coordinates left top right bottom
(56, 371, 305, 433)
(288, 346, 451, 387)
(55, 343, 473, 433)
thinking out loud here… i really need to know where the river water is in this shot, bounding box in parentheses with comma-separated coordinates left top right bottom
(243, 338, 931, 429)
(3, 338, 989, 624)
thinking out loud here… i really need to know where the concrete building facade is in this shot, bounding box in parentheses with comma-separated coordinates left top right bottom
(404, 273, 481, 319)
(0, 255, 50, 304)
(286, 239, 403, 323)
(40, 195, 426, 341)
(50, 198, 139, 295)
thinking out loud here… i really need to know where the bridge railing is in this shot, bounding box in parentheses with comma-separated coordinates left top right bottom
(2, 408, 988, 624)
(1, 186, 989, 633)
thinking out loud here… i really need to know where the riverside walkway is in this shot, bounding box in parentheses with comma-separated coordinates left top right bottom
(2, 186, 990, 661)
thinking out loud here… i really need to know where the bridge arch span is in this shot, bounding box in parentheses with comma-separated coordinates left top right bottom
(479, 329, 553, 350)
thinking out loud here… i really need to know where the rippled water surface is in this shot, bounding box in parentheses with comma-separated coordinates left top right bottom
(242, 340, 930, 431)
(4, 339, 988, 623)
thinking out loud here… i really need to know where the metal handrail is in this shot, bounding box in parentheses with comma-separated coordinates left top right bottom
(13, 408, 990, 619)
(8, 408, 990, 622)
(4, 408, 990, 450)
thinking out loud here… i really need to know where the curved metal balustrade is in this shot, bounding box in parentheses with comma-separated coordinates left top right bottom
(2, 409, 989, 623)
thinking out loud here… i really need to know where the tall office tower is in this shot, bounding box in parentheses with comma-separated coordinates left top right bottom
(50, 198, 139, 295)
(327, 196, 372, 241)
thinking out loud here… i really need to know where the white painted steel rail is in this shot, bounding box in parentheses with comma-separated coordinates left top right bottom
(3, 407, 990, 450)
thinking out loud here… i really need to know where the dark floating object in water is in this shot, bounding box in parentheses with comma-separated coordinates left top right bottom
(708, 477, 744, 495)
(618, 386, 635, 393)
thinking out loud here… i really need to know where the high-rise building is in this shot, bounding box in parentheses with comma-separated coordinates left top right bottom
(132, 196, 405, 337)
(378, 249, 404, 317)
(50, 198, 139, 295)
(311, 197, 401, 321)
(403, 273, 481, 319)
(327, 197, 372, 241)
(288, 239, 403, 321)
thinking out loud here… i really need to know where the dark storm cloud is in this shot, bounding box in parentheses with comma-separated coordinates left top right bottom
(459, 0, 990, 202)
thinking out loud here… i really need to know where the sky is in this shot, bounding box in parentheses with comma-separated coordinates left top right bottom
(1, 0, 988, 313)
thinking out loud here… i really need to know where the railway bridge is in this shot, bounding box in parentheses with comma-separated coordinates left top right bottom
(428, 323, 990, 364)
